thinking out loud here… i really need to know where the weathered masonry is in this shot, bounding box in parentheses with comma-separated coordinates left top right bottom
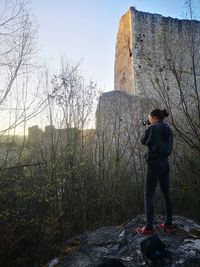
(95, 7, 200, 172)
(114, 7, 200, 96)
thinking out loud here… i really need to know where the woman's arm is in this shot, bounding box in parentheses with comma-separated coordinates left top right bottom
(141, 125, 154, 146)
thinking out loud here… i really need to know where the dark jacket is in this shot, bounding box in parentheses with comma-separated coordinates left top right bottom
(141, 121, 173, 164)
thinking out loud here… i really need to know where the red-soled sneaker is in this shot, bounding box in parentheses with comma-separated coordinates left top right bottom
(135, 226, 154, 236)
(158, 223, 176, 233)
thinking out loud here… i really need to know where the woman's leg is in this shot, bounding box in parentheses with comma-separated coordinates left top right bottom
(145, 164, 159, 229)
(158, 160, 173, 224)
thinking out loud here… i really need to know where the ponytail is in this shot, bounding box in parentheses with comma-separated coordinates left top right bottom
(161, 109, 169, 118)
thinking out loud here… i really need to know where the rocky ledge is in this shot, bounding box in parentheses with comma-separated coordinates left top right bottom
(47, 215, 200, 267)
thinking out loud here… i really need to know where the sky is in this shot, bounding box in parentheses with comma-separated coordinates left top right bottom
(32, 0, 200, 92)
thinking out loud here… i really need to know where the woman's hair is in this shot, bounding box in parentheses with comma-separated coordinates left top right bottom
(150, 109, 169, 120)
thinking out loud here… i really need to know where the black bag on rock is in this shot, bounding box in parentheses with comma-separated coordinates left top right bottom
(140, 234, 167, 263)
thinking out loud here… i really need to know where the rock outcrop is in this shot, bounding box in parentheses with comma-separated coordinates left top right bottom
(47, 215, 200, 267)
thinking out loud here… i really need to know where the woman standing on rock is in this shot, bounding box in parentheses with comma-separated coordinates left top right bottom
(136, 109, 176, 235)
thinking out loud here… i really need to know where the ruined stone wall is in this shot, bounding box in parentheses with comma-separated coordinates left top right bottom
(28, 125, 43, 144)
(95, 90, 156, 176)
(115, 7, 200, 97)
(114, 9, 134, 94)
(96, 8, 200, 175)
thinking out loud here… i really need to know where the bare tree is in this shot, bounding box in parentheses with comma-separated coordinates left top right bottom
(0, 0, 37, 104)
(137, 0, 200, 153)
(134, 0, 200, 219)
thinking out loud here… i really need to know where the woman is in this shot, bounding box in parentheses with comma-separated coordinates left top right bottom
(136, 109, 175, 235)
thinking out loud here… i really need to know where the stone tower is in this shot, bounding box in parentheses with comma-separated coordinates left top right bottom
(114, 7, 200, 96)
(96, 7, 200, 172)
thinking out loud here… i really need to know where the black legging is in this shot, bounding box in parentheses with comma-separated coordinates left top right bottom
(145, 159, 173, 229)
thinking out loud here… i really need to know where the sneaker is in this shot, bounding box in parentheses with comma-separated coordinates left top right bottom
(135, 226, 154, 236)
(158, 222, 176, 232)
